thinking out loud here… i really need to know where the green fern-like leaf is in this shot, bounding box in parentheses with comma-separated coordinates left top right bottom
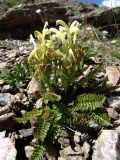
(63, 111, 88, 127)
(43, 92, 61, 102)
(74, 94, 106, 111)
(34, 108, 59, 142)
(34, 118, 50, 142)
(16, 109, 42, 124)
(45, 123, 61, 145)
(84, 77, 118, 94)
(50, 124, 60, 141)
(0, 59, 32, 88)
(30, 144, 45, 160)
(46, 110, 62, 142)
(52, 109, 62, 123)
(88, 112, 111, 126)
(78, 64, 103, 85)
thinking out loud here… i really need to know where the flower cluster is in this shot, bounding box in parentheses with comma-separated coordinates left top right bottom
(28, 20, 84, 94)
(29, 20, 82, 67)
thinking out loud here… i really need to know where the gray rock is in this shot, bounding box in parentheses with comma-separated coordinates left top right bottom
(0, 112, 15, 129)
(92, 126, 120, 160)
(0, 101, 16, 129)
(19, 127, 34, 138)
(58, 137, 70, 149)
(0, 3, 68, 39)
(0, 105, 10, 116)
(71, 7, 120, 38)
(59, 146, 83, 160)
(82, 142, 90, 160)
(35, 98, 43, 109)
(25, 146, 34, 158)
(74, 131, 81, 144)
(14, 92, 27, 103)
(0, 93, 12, 106)
(114, 119, 120, 126)
(58, 129, 70, 149)
(0, 131, 17, 160)
(58, 158, 66, 160)
(87, 8, 120, 37)
(105, 66, 120, 86)
(83, 65, 93, 76)
(27, 77, 40, 100)
(107, 107, 119, 119)
(20, 109, 26, 115)
(108, 96, 120, 111)
(8, 92, 30, 111)
(2, 85, 12, 92)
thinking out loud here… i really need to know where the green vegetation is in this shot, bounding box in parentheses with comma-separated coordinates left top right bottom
(3, 0, 21, 6)
(16, 20, 113, 160)
(0, 59, 32, 89)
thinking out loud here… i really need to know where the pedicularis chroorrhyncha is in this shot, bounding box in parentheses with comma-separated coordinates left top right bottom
(16, 20, 113, 160)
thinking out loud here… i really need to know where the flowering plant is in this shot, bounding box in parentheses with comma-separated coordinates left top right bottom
(17, 20, 111, 160)
(29, 20, 84, 96)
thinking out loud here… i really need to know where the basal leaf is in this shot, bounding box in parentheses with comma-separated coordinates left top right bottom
(43, 92, 61, 102)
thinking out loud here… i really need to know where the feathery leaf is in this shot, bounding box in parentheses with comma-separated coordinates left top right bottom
(16, 109, 42, 124)
(43, 92, 61, 102)
(88, 112, 111, 126)
(30, 144, 45, 160)
(75, 94, 106, 111)
(34, 118, 50, 142)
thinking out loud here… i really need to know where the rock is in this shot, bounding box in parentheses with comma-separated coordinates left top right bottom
(1, 2, 120, 40)
(59, 146, 83, 160)
(107, 108, 119, 119)
(8, 92, 31, 112)
(7, 50, 17, 59)
(25, 146, 34, 158)
(0, 112, 15, 129)
(74, 131, 81, 144)
(19, 127, 33, 138)
(79, 3, 98, 12)
(0, 95, 16, 129)
(74, 144, 82, 152)
(58, 137, 70, 149)
(105, 66, 120, 86)
(92, 126, 120, 160)
(83, 65, 93, 76)
(71, 6, 120, 38)
(114, 119, 120, 125)
(108, 96, 120, 112)
(0, 93, 12, 106)
(0, 105, 10, 116)
(2, 85, 12, 92)
(35, 98, 43, 109)
(0, 2, 68, 39)
(0, 40, 32, 70)
(87, 8, 120, 37)
(58, 129, 70, 149)
(115, 87, 120, 92)
(14, 92, 27, 103)
(27, 77, 40, 100)
(96, 72, 105, 79)
(58, 157, 66, 160)
(20, 109, 26, 115)
(82, 142, 90, 159)
(0, 131, 17, 160)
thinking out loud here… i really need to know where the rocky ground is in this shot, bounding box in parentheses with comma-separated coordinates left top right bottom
(0, 1, 120, 160)
(0, 2, 120, 39)
(0, 33, 120, 160)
